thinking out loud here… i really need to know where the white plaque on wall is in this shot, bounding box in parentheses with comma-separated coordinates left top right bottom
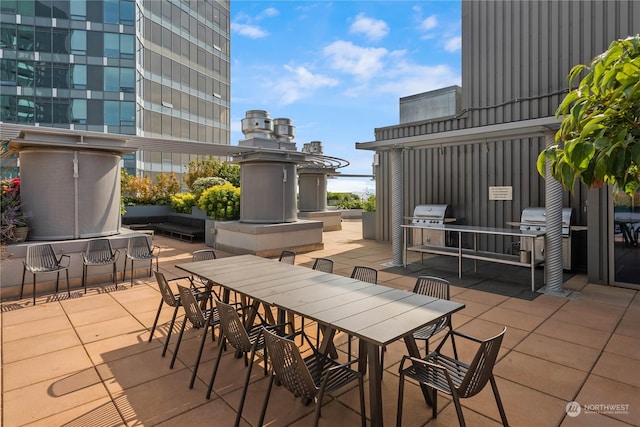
(489, 186, 513, 200)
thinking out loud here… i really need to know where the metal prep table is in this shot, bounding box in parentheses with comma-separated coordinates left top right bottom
(402, 223, 546, 291)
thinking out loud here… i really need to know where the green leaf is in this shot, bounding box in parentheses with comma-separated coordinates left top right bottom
(579, 115, 606, 137)
(536, 151, 549, 177)
(565, 141, 595, 171)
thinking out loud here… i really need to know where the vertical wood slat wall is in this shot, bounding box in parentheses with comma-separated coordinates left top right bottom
(373, 1, 639, 272)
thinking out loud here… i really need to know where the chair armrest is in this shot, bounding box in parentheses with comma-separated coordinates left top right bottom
(167, 275, 193, 283)
(151, 246, 161, 257)
(113, 248, 121, 262)
(448, 329, 485, 344)
(399, 355, 448, 373)
(326, 358, 360, 373)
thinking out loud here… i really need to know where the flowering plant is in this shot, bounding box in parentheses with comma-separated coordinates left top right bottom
(1, 178, 31, 242)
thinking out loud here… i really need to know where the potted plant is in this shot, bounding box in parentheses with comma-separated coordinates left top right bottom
(362, 194, 376, 240)
(1, 178, 31, 243)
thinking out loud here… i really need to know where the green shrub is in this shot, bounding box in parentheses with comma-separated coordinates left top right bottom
(191, 176, 228, 199)
(327, 192, 362, 209)
(185, 158, 241, 188)
(170, 192, 197, 213)
(363, 194, 376, 212)
(197, 183, 240, 220)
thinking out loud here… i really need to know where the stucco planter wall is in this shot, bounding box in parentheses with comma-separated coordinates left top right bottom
(362, 211, 376, 240)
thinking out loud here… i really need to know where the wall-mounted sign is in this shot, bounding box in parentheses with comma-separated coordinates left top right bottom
(489, 186, 513, 201)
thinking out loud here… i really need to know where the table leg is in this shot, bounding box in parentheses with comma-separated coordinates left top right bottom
(358, 339, 368, 374)
(318, 327, 337, 356)
(317, 324, 339, 359)
(367, 342, 383, 427)
(457, 231, 462, 278)
(473, 233, 477, 273)
(403, 335, 434, 406)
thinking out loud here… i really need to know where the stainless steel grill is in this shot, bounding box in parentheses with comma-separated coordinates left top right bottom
(519, 207, 575, 269)
(411, 204, 454, 246)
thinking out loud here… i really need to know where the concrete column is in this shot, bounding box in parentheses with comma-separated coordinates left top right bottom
(390, 148, 403, 266)
(542, 130, 569, 296)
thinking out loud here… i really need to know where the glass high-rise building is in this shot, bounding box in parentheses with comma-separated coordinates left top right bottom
(0, 0, 230, 182)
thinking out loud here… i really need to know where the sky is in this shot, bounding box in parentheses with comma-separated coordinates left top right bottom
(229, 1, 462, 194)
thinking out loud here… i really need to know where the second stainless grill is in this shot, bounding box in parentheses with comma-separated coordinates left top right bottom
(518, 207, 575, 269)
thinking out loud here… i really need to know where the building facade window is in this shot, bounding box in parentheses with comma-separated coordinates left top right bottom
(1, 0, 230, 179)
(70, 30, 86, 55)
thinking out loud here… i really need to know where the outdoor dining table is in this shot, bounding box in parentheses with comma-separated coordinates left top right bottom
(176, 254, 465, 427)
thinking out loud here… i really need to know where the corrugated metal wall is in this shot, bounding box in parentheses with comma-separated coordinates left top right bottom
(373, 0, 638, 273)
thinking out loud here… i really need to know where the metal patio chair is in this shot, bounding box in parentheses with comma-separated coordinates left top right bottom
(259, 328, 366, 427)
(21, 243, 71, 305)
(172, 285, 221, 386)
(350, 265, 377, 284)
(347, 266, 378, 361)
(312, 257, 334, 273)
(278, 249, 296, 264)
(397, 327, 508, 427)
(311, 258, 334, 345)
(123, 235, 159, 286)
(279, 250, 299, 335)
(148, 270, 211, 358)
(206, 300, 291, 427)
(190, 249, 223, 299)
(412, 276, 458, 358)
(81, 238, 120, 293)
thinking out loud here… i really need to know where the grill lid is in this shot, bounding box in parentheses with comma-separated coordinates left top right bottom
(519, 207, 574, 234)
(412, 204, 453, 224)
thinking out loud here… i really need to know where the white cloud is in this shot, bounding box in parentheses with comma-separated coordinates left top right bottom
(323, 41, 388, 81)
(258, 7, 279, 19)
(420, 15, 438, 31)
(444, 36, 462, 52)
(232, 22, 269, 39)
(273, 65, 339, 105)
(376, 62, 460, 98)
(349, 13, 389, 42)
(232, 8, 279, 39)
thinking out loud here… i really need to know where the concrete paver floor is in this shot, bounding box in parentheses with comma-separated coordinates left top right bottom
(2, 220, 639, 426)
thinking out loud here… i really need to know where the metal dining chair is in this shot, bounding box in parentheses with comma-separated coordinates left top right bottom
(123, 235, 159, 286)
(173, 285, 221, 386)
(311, 258, 334, 345)
(347, 266, 378, 361)
(279, 250, 298, 335)
(190, 249, 224, 299)
(397, 327, 509, 427)
(21, 243, 71, 305)
(278, 250, 296, 264)
(81, 238, 120, 293)
(148, 270, 211, 358)
(351, 265, 378, 283)
(259, 328, 366, 427)
(207, 300, 291, 427)
(412, 275, 458, 358)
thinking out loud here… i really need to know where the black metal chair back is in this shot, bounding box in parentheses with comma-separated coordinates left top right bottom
(312, 257, 334, 273)
(192, 249, 217, 262)
(351, 265, 377, 284)
(82, 239, 119, 292)
(123, 235, 158, 285)
(278, 250, 296, 264)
